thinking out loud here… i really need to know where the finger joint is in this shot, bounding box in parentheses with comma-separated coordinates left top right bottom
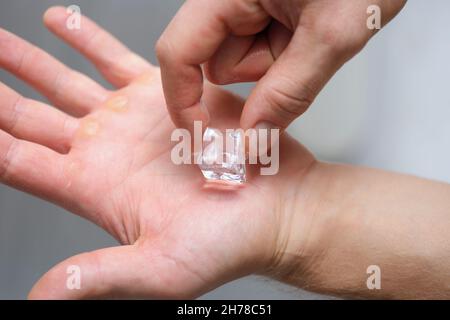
(265, 84, 314, 124)
(0, 139, 19, 182)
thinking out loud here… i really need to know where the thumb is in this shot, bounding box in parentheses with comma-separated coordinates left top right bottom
(28, 244, 207, 300)
(28, 241, 209, 299)
(240, 28, 347, 131)
(28, 245, 150, 299)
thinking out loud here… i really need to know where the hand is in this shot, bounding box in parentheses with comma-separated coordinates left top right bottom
(0, 7, 317, 299)
(156, 0, 406, 131)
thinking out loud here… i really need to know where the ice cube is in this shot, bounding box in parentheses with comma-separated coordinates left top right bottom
(198, 128, 246, 184)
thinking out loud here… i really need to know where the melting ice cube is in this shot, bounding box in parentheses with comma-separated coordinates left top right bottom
(198, 128, 246, 184)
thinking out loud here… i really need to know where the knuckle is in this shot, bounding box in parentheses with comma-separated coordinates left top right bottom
(51, 69, 69, 103)
(228, 0, 268, 32)
(155, 36, 172, 64)
(299, 15, 367, 58)
(7, 95, 24, 134)
(315, 23, 346, 50)
(264, 83, 314, 123)
(320, 27, 365, 56)
(0, 139, 18, 182)
(16, 45, 37, 74)
(84, 29, 106, 56)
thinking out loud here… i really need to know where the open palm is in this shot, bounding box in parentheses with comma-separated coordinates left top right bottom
(0, 7, 315, 299)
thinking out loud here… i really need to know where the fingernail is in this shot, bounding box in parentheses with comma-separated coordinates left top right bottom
(254, 121, 280, 156)
(199, 98, 210, 122)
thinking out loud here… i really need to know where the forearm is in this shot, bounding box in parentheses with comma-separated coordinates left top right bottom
(272, 162, 450, 299)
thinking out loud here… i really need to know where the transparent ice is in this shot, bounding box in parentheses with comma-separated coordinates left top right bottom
(198, 128, 246, 184)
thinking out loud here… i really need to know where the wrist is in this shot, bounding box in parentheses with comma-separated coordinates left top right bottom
(264, 161, 339, 288)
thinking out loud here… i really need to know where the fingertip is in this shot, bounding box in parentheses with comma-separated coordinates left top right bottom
(27, 253, 94, 300)
(239, 83, 266, 130)
(28, 267, 64, 300)
(43, 6, 66, 27)
(27, 285, 47, 300)
(171, 102, 210, 133)
(239, 103, 256, 130)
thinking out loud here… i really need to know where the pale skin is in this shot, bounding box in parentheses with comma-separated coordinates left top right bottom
(0, 7, 449, 300)
(156, 0, 407, 131)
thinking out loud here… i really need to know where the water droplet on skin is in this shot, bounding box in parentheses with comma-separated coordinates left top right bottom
(106, 95, 128, 112)
(81, 120, 100, 136)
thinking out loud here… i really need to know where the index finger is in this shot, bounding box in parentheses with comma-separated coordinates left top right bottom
(156, 0, 269, 130)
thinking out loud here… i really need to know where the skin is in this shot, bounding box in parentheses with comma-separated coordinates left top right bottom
(0, 6, 449, 300)
(0, 7, 314, 299)
(156, 0, 407, 131)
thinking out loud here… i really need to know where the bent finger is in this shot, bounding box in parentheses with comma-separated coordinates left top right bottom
(156, 0, 269, 130)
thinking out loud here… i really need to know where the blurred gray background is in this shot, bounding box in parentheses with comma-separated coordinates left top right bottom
(0, 0, 449, 299)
